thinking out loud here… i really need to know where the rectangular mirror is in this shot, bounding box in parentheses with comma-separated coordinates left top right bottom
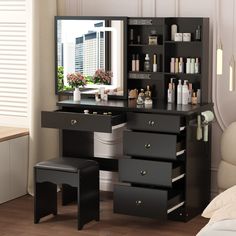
(55, 16, 127, 99)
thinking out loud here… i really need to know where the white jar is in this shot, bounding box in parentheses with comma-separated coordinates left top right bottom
(73, 87, 81, 102)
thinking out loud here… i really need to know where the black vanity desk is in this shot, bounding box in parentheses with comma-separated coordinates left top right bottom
(42, 99, 213, 222)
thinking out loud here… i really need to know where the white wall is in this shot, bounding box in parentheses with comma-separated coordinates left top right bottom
(59, 0, 236, 197)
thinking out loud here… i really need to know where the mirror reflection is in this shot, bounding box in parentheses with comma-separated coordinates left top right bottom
(56, 18, 125, 96)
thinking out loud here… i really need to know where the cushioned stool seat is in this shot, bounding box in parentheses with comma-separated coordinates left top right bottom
(34, 157, 99, 230)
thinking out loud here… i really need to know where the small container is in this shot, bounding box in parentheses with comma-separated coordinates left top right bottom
(93, 111, 98, 115)
(149, 30, 158, 45)
(84, 109, 89, 114)
(195, 25, 201, 41)
(153, 54, 157, 72)
(183, 33, 191, 42)
(170, 58, 175, 73)
(135, 54, 140, 72)
(132, 54, 136, 71)
(137, 35, 141, 44)
(174, 33, 183, 41)
(171, 24, 178, 41)
(130, 29, 134, 44)
(191, 92, 197, 105)
(144, 54, 151, 72)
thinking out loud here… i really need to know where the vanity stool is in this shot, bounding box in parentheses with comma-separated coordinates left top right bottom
(34, 157, 99, 230)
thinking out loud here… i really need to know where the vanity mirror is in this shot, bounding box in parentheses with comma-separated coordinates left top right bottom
(55, 16, 127, 99)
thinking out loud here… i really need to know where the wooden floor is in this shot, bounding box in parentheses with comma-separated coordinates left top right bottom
(0, 193, 208, 236)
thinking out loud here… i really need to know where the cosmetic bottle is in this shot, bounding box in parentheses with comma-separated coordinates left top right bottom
(177, 80, 182, 105)
(135, 54, 140, 72)
(182, 80, 189, 105)
(170, 58, 175, 73)
(190, 58, 195, 74)
(139, 88, 145, 101)
(145, 85, 152, 98)
(195, 58, 200, 74)
(153, 54, 157, 72)
(130, 29, 134, 44)
(195, 25, 201, 41)
(175, 58, 179, 73)
(197, 89, 201, 103)
(188, 83, 192, 103)
(137, 35, 141, 44)
(171, 24, 178, 41)
(191, 92, 197, 105)
(132, 54, 136, 71)
(186, 58, 191, 74)
(167, 83, 173, 103)
(179, 57, 184, 73)
(149, 30, 158, 45)
(144, 54, 151, 72)
(170, 78, 176, 103)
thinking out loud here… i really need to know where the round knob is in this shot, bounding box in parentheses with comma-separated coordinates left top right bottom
(145, 143, 151, 149)
(135, 200, 142, 206)
(148, 120, 155, 126)
(71, 119, 77, 125)
(140, 170, 147, 176)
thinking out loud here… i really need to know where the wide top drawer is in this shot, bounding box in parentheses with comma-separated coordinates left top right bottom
(41, 110, 126, 133)
(127, 113, 184, 133)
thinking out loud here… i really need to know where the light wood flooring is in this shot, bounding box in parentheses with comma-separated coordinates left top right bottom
(0, 193, 208, 236)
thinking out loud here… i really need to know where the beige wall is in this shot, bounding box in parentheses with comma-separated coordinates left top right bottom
(58, 0, 236, 197)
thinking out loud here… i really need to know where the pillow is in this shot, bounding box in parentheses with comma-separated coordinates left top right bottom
(202, 185, 236, 218)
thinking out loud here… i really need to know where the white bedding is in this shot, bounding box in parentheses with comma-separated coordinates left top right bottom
(197, 219, 236, 236)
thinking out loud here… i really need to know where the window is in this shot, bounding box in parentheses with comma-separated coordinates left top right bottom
(0, 0, 30, 127)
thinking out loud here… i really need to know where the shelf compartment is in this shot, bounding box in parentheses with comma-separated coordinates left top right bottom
(119, 158, 185, 188)
(114, 185, 184, 219)
(41, 110, 126, 133)
(123, 131, 185, 161)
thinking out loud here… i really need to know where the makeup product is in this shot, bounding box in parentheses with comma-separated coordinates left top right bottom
(190, 58, 195, 74)
(177, 80, 182, 105)
(195, 25, 201, 41)
(153, 54, 157, 72)
(135, 54, 140, 71)
(170, 58, 175, 73)
(197, 89, 201, 103)
(196, 115, 203, 140)
(144, 54, 151, 72)
(186, 58, 191, 74)
(167, 83, 173, 103)
(183, 33, 191, 41)
(179, 57, 184, 73)
(175, 58, 179, 73)
(145, 85, 152, 98)
(174, 33, 183, 41)
(130, 29, 134, 44)
(149, 30, 158, 45)
(132, 54, 136, 71)
(137, 35, 141, 44)
(171, 24, 178, 41)
(182, 80, 189, 105)
(170, 78, 176, 103)
(191, 92, 197, 105)
(195, 58, 200, 74)
(188, 83, 193, 103)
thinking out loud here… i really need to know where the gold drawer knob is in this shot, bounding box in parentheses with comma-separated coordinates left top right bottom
(140, 170, 147, 176)
(148, 120, 155, 126)
(145, 143, 151, 149)
(135, 200, 142, 206)
(71, 119, 77, 125)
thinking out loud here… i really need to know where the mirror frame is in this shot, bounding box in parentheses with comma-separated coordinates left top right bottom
(54, 16, 128, 100)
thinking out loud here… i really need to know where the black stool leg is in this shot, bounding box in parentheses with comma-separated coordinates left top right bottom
(34, 169, 57, 223)
(77, 166, 99, 230)
(61, 184, 77, 206)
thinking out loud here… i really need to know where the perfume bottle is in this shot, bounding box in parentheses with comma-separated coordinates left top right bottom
(145, 85, 151, 98)
(144, 54, 151, 72)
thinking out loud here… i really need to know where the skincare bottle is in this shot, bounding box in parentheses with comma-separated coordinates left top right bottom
(188, 83, 193, 103)
(195, 25, 201, 41)
(132, 54, 136, 71)
(190, 58, 195, 74)
(130, 29, 134, 44)
(182, 80, 189, 105)
(177, 79, 182, 105)
(191, 92, 197, 105)
(137, 35, 141, 44)
(167, 83, 173, 103)
(139, 88, 145, 101)
(179, 57, 184, 73)
(135, 54, 140, 72)
(145, 85, 152, 98)
(170, 58, 175, 73)
(197, 89, 201, 103)
(149, 30, 158, 45)
(171, 24, 178, 41)
(195, 58, 200, 74)
(144, 54, 151, 72)
(170, 78, 176, 103)
(175, 58, 179, 73)
(186, 58, 191, 74)
(153, 53, 157, 72)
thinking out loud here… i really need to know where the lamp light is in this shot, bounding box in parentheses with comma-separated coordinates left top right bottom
(229, 56, 235, 91)
(216, 41, 223, 75)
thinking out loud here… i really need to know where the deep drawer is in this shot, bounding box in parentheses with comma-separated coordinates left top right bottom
(114, 185, 184, 219)
(123, 131, 185, 160)
(41, 110, 125, 133)
(127, 113, 185, 133)
(119, 158, 185, 187)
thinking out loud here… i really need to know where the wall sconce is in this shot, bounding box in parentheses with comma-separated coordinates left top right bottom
(217, 41, 223, 75)
(229, 56, 235, 91)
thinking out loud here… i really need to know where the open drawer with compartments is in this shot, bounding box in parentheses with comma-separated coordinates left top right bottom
(41, 110, 126, 133)
(114, 185, 184, 219)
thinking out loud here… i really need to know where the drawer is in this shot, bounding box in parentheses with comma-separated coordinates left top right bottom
(123, 131, 185, 160)
(41, 110, 125, 133)
(127, 113, 185, 133)
(114, 185, 184, 219)
(119, 158, 185, 187)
